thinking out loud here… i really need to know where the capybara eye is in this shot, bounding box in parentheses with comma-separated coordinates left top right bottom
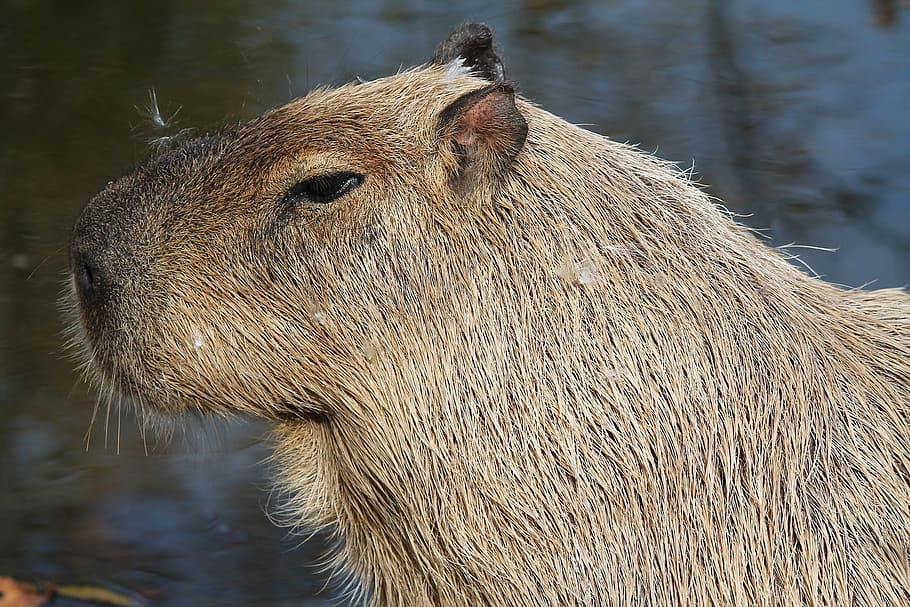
(285, 171, 363, 205)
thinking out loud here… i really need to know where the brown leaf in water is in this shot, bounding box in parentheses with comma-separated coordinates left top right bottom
(0, 577, 50, 607)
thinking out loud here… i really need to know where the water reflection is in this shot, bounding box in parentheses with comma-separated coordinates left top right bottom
(1, 1, 908, 604)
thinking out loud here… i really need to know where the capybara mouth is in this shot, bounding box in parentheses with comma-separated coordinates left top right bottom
(63, 274, 166, 416)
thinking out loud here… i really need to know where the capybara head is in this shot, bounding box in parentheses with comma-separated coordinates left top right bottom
(68, 23, 910, 607)
(69, 26, 525, 422)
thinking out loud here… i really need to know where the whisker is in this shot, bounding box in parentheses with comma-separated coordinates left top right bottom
(26, 253, 53, 282)
(137, 394, 150, 456)
(103, 385, 113, 450)
(116, 392, 123, 455)
(84, 392, 100, 451)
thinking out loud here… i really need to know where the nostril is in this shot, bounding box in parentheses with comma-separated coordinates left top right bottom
(80, 261, 95, 287)
(73, 251, 101, 301)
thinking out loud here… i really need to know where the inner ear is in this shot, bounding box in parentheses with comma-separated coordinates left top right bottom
(437, 84, 528, 183)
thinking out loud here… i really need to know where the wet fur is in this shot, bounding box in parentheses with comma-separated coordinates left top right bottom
(69, 30, 910, 607)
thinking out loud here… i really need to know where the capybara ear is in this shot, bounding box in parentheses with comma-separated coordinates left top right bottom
(431, 22, 506, 82)
(437, 83, 529, 199)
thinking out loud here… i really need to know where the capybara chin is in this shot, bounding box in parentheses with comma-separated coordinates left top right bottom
(67, 22, 910, 607)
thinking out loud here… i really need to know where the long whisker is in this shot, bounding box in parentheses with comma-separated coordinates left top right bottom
(103, 383, 113, 450)
(84, 396, 99, 451)
(137, 393, 150, 456)
(116, 391, 123, 455)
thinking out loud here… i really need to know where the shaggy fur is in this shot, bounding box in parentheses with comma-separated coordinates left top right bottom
(68, 25, 910, 607)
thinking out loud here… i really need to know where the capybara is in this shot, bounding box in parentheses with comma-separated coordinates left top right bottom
(67, 23, 910, 607)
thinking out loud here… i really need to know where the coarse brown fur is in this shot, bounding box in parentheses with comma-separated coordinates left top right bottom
(67, 25, 910, 607)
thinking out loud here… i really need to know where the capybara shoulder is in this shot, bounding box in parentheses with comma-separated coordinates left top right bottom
(68, 22, 910, 607)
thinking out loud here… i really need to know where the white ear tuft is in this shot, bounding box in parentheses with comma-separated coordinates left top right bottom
(443, 58, 471, 82)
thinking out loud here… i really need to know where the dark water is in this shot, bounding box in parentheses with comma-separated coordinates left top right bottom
(1, 1, 908, 605)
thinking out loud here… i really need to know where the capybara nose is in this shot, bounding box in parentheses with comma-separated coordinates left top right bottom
(70, 205, 116, 309)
